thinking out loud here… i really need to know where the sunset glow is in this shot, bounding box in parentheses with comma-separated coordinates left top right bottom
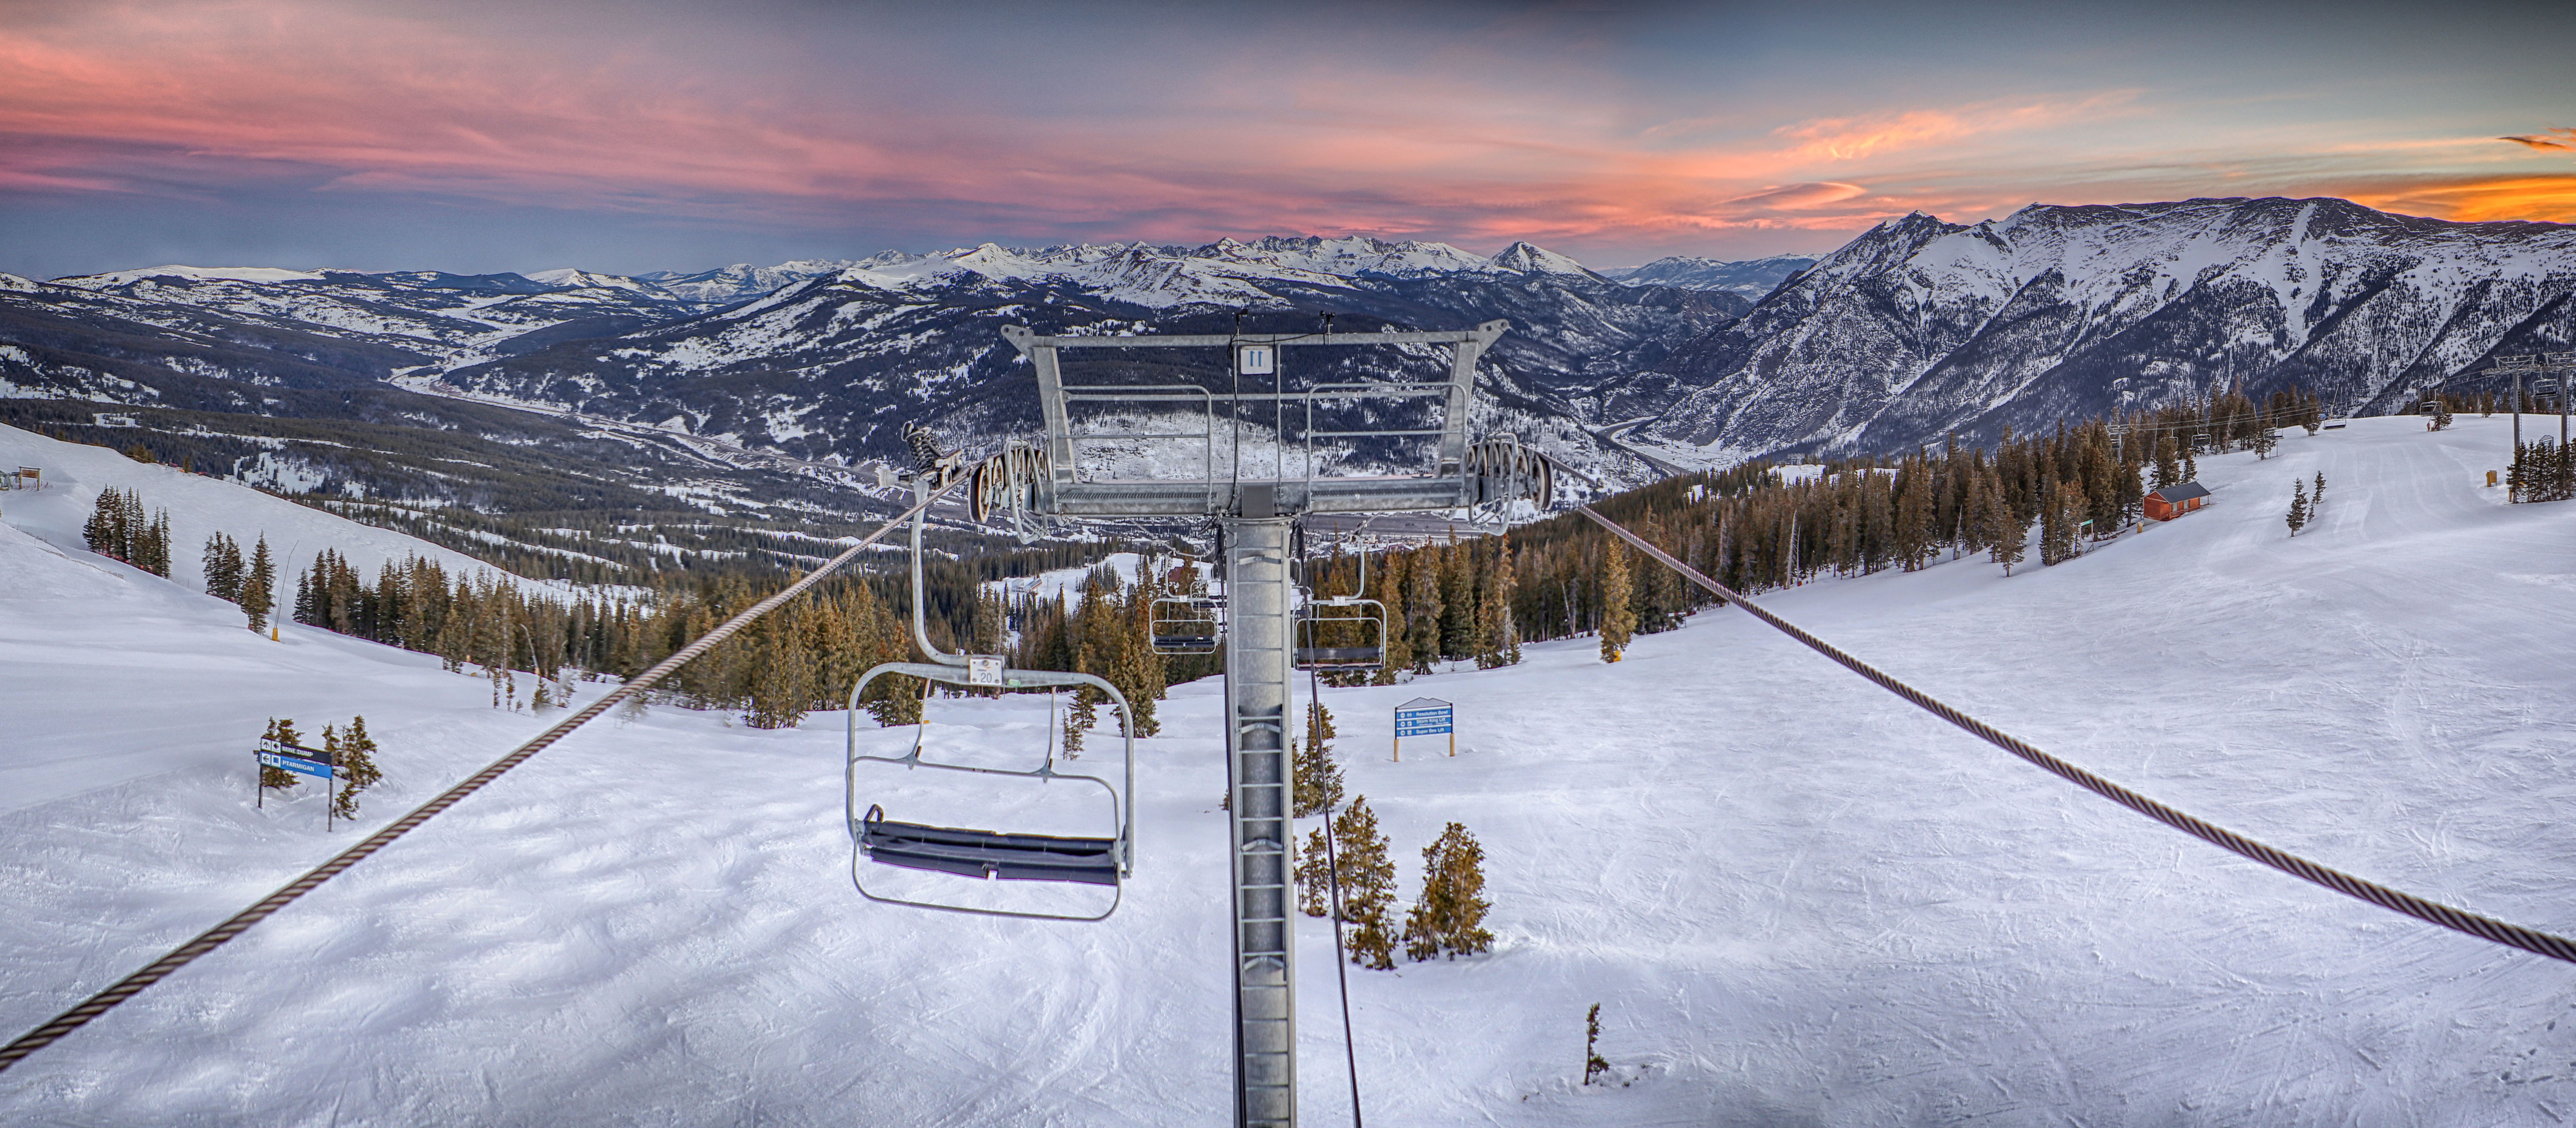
(2, 0, 2569, 276)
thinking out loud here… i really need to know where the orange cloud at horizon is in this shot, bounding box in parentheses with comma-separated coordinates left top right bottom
(2344, 176, 2576, 225)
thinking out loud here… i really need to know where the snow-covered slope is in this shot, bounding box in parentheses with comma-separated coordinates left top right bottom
(6, 416, 2576, 1123)
(0, 423, 519, 593)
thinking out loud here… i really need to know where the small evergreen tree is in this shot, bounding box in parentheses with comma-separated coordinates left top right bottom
(1598, 538, 1634, 663)
(331, 716, 381, 821)
(1292, 698, 1345, 817)
(241, 536, 276, 632)
(83, 489, 121, 557)
(2285, 480, 2309, 537)
(203, 532, 245, 603)
(1332, 797, 1399, 970)
(2251, 422, 2279, 460)
(259, 717, 302, 792)
(1985, 481, 2026, 576)
(1294, 826, 1334, 917)
(1584, 1003, 1610, 1085)
(1401, 821, 1495, 961)
(2312, 471, 2326, 514)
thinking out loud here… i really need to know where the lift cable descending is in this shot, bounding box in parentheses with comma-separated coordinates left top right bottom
(0, 481, 967, 1076)
(1576, 505, 2576, 964)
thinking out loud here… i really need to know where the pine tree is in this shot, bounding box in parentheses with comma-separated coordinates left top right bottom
(2285, 480, 2309, 537)
(1401, 821, 1494, 961)
(1293, 698, 1345, 817)
(2312, 471, 2326, 514)
(1598, 538, 1634, 663)
(241, 536, 276, 632)
(2151, 435, 2180, 491)
(202, 532, 245, 603)
(332, 716, 381, 820)
(745, 606, 814, 729)
(83, 489, 122, 557)
(1295, 826, 1334, 917)
(1584, 1003, 1610, 1085)
(1332, 797, 1399, 970)
(259, 717, 301, 792)
(1403, 548, 1443, 673)
(1476, 536, 1520, 668)
(1986, 479, 2026, 576)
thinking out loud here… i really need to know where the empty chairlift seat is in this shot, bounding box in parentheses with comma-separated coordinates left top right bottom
(859, 805, 1122, 886)
(1294, 597, 1387, 670)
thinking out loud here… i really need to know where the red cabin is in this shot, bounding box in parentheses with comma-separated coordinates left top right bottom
(2144, 481, 2209, 521)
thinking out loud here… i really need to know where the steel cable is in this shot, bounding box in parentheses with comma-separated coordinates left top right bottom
(1576, 505, 2576, 964)
(0, 482, 961, 1075)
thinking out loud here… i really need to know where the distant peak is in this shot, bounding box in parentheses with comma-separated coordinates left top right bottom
(1487, 241, 1596, 276)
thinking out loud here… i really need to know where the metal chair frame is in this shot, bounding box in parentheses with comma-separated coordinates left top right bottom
(1294, 596, 1388, 671)
(845, 660, 1137, 922)
(1150, 595, 1224, 655)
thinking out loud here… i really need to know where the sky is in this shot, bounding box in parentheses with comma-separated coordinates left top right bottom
(3, 0, 2572, 280)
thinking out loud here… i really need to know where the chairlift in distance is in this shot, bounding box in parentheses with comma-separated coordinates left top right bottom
(1296, 595, 1387, 671)
(1150, 595, 1224, 655)
(1293, 538, 1386, 671)
(842, 478, 1138, 922)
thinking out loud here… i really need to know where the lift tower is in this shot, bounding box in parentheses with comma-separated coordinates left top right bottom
(991, 319, 1546, 1127)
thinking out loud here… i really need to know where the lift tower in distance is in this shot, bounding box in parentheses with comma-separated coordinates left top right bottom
(994, 318, 1544, 1128)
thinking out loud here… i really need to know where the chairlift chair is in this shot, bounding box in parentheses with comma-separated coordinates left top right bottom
(1295, 596, 1387, 671)
(843, 477, 1139, 922)
(1150, 595, 1224, 655)
(846, 659, 1137, 920)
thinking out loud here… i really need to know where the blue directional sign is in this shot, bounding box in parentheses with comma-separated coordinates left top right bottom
(1394, 698, 1453, 738)
(259, 750, 334, 779)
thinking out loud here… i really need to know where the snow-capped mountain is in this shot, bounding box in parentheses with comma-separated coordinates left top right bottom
(30, 266, 702, 372)
(1629, 197, 2576, 465)
(429, 237, 1745, 485)
(15, 200, 2572, 503)
(1608, 253, 1817, 296)
(639, 261, 857, 304)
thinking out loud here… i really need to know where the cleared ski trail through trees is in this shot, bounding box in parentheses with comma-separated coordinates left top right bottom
(4, 415, 2575, 1124)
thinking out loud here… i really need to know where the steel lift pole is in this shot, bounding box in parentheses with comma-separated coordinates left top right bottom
(1223, 505, 1297, 1127)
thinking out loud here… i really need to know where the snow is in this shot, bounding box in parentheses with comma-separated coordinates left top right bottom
(5, 415, 2576, 1123)
(50, 265, 330, 287)
(0, 424, 517, 593)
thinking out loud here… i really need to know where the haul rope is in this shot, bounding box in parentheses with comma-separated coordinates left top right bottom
(1577, 504, 2576, 964)
(0, 480, 961, 1074)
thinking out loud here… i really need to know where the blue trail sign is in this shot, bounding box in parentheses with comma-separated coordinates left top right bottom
(255, 739, 338, 830)
(1393, 697, 1453, 760)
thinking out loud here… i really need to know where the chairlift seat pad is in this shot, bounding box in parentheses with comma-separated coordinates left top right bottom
(861, 816, 1121, 886)
(1295, 646, 1384, 669)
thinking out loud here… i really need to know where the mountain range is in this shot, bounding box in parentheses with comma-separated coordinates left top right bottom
(3, 199, 2571, 525)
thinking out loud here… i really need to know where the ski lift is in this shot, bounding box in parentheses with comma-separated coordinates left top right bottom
(845, 659, 1136, 920)
(1295, 596, 1387, 670)
(1293, 540, 1385, 671)
(1150, 595, 1224, 655)
(843, 474, 1139, 922)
